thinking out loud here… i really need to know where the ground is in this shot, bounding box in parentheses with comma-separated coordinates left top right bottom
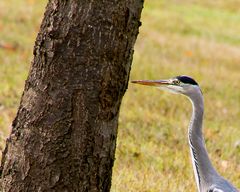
(0, 1, 239, 191)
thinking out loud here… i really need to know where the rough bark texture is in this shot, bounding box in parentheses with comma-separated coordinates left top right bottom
(0, 0, 143, 191)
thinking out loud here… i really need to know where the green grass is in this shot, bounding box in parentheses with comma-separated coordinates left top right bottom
(0, 0, 47, 151)
(0, 0, 240, 191)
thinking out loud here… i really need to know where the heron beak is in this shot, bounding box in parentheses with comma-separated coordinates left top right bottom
(131, 80, 170, 87)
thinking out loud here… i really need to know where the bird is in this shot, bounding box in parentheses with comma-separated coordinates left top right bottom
(132, 75, 239, 192)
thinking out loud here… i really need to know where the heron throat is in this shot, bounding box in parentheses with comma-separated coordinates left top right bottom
(188, 92, 219, 192)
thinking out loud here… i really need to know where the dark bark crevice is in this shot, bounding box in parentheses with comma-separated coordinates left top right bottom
(1, 0, 144, 191)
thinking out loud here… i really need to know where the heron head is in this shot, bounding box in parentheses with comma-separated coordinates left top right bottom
(131, 75, 201, 97)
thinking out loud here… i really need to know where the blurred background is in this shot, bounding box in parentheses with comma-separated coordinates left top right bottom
(0, 0, 239, 191)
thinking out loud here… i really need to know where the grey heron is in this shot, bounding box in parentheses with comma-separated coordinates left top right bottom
(132, 75, 239, 192)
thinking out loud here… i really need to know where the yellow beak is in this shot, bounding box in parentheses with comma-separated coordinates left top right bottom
(131, 80, 170, 87)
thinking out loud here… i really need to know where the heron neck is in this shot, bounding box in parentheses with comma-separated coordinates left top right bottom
(188, 92, 219, 191)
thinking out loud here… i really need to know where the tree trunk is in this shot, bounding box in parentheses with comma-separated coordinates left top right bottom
(0, 0, 143, 191)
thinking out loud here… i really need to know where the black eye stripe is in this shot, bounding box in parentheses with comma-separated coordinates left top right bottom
(176, 76, 198, 85)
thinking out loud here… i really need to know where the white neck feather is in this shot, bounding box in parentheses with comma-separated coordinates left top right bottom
(187, 89, 219, 191)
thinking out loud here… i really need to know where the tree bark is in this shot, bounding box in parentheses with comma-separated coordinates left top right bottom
(0, 0, 143, 191)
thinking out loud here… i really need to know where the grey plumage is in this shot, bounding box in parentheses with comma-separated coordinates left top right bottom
(187, 82, 238, 192)
(132, 75, 239, 192)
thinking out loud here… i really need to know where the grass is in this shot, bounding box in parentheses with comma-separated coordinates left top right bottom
(0, 0, 46, 153)
(0, 0, 240, 191)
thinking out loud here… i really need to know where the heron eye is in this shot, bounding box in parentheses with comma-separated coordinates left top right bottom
(173, 80, 180, 85)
